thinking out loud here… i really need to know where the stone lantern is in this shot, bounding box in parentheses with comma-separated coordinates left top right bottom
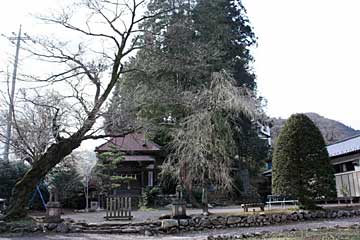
(172, 185, 187, 219)
(45, 187, 62, 223)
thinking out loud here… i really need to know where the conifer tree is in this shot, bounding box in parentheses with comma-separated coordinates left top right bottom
(272, 114, 336, 209)
(105, 0, 268, 201)
(193, 0, 256, 89)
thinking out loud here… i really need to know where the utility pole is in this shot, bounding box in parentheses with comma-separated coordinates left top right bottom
(2, 25, 31, 162)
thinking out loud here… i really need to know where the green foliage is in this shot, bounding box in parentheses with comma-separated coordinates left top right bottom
(138, 186, 161, 208)
(271, 112, 359, 145)
(46, 158, 84, 209)
(193, 0, 256, 89)
(0, 161, 28, 201)
(104, 0, 267, 198)
(158, 169, 178, 194)
(95, 151, 135, 195)
(105, 0, 259, 131)
(233, 114, 270, 175)
(272, 114, 336, 209)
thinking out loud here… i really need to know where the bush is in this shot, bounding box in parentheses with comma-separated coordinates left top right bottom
(139, 187, 161, 208)
(0, 161, 28, 202)
(46, 160, 84, 209)
(272, 114, 336, 209)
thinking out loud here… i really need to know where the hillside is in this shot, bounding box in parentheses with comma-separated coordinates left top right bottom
(271, 113, 360, 145)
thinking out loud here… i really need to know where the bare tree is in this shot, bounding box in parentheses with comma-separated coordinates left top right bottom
(74, 150, 97, 212)
(3, 0, 167, 220)
(0, 92, 65, 163)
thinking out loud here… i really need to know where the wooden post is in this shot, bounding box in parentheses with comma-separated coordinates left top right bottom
(105, 196, 133, 220)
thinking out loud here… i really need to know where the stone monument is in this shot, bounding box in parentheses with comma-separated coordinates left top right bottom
(45, 187, 62, 223)
(172, 185, 187, 219)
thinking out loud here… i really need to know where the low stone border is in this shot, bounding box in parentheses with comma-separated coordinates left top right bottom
(1, 209, 360, 235)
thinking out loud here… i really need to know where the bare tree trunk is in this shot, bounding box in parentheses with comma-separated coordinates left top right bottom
(5, 138, 81, 220)
(184, 183, 201, 208)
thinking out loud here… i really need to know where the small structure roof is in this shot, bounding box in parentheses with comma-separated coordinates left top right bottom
(95, 133, 161, 153)
(122, 155, 155, 162)
(326, 134, 360, 158)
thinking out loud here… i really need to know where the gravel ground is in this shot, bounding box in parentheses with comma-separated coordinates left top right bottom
(62, 206, 251, 224)
(2, 216, 360, 240)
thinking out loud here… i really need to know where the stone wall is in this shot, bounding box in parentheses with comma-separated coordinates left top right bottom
(1, 209, 360, 236)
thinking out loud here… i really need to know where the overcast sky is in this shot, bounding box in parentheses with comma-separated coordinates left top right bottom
(243, 0, 360, 129)
(1, 0, 360, 129)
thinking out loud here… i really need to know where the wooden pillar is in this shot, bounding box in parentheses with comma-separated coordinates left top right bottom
(154, 158, 158, 185)
(141, 168, 145, 187)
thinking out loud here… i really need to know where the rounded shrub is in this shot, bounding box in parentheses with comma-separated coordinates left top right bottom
(272, 113, 336, 209)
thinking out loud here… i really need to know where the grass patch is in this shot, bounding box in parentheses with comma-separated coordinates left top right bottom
(7, 216, 34, 225)
(247, 227, 360, 240)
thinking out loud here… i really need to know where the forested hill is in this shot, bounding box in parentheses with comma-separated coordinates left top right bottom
(271, 112, 360, 145)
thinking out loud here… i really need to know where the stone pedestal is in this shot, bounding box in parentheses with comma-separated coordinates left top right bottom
(45, 201, 62, 223)
(90, 201, 99, 212)
(172, 200, 187, 219)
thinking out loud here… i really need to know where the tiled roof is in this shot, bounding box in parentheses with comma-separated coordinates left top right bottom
(327, 134, 360, 157)
(123, 155, 155, 162)
(95, 133, 161, 152)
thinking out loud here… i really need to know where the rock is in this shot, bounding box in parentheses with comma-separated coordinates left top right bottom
(47, 223, 58, 231)
(227, 216, 241, 225)
(246, 216, 254, 224)
(179, 219, 189, 226)
(0, 222, 8, 233)
(192, 217, 201, 224)
(200, 218, 211, 228)
(317, 211, 325, 218)
(55, 223, 69, 233)
(144, 230, 153, 236)
(161, 219, 179, 229)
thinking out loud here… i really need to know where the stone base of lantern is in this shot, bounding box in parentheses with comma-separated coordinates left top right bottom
(45, 201, 63, 223)
(172, 200, 187, 219)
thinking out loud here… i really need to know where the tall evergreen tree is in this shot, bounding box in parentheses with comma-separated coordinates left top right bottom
(105, 0, 268, 200)
(272, 114, 336, 209)
(106, 0, 260, 133)
(193, 0, 256, 89)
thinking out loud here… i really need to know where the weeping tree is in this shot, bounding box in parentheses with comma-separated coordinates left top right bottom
(163, 71, 261, 214)
(3, 0, 169, 220)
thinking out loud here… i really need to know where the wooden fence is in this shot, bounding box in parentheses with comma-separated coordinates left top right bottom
(105, 196, 133, 220)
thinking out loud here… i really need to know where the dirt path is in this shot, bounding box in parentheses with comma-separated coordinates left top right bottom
(1, 216, 360, 240)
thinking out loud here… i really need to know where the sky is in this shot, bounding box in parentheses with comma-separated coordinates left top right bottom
(1, 0, 360, 132)
(243, 0, 360, 129)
